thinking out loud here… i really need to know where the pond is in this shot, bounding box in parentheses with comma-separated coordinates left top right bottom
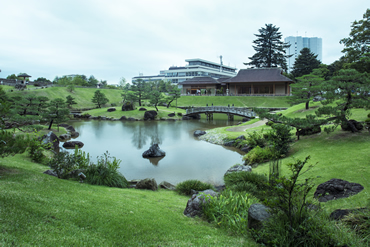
(66, 119, 245, 186)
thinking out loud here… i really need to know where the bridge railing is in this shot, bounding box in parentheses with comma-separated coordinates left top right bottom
(186, 106, 256, 117)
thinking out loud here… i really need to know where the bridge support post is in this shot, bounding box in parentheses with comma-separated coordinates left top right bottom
(227, 114, 234, 121)
(206, 113, 213, 120)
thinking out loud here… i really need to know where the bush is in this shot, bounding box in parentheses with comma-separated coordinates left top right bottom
(242, 146, 276, 165)
(111, 103, 117, 107)
(28, 136, 48, 163)
(177, 112, 183, 116)
(268, 123, 294, 156)
(224, 171, 269, 201)
(202, 189, 259, 236)
(85, 151, 128, 188)
(245, 130, 266, 149)
(176, 179, 215, 196)
(341, 208, 370, 244)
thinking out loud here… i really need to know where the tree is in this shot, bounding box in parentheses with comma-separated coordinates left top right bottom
(166, 83, 181, 108)
(316, 69, 370, 132)
(291, 48, 321, 79)
(42, 98, 70, 130)
(288, 70, 325, 109)
(130, 79, 148, 106)
(149, 90, 166, 111)
(92, 90, 109, 108)
(340, 8, 370, 72)
(119, 77, 126, 89)
(66, 95, 77, 108)
(34, 77, 51, 83)
(245, 24, 291, 71)
(6, 74, 18, 80)
(87, 75, 99, 87)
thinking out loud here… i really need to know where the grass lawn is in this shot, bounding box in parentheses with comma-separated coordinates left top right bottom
(0, 153, 256, 246)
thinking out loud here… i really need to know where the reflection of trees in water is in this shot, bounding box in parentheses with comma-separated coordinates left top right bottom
(124, 121, 164, 149)
(91, 120, 105, 138)
(132, 124, 148, 149)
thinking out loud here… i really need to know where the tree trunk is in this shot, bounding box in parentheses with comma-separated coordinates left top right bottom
(305, 101, 309, 110)
(48, 119, 54, 130)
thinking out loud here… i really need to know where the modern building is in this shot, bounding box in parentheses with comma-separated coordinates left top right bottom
(179, 68, 293, 96)
(132, 58, 237, 84)
(284, 36, 322, 72)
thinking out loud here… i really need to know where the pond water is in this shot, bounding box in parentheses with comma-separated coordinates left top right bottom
(66, 119, 244, 185)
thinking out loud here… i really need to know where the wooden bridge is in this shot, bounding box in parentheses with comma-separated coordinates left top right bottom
(185, 106, 256, 120)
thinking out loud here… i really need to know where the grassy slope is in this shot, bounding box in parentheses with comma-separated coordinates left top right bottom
(0, 154, 253, 246)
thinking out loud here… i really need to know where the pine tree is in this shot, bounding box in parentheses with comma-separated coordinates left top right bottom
(245, 24, 291, 71)
(66, 95, 77, 108)
(130, 79, 148, 106)
(91, 90, 109, 108)
(291, 48, 321, 79)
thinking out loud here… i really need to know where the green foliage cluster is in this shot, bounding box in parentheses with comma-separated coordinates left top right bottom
(243, 146, 276, 165)
(202, 189, 259, 236)
(28, 136, 48, 163)
(175, 179, 215, 196)
(91, 90, 109, 108)
(85, 151, 128, 188)
(341, 208, 370, 244)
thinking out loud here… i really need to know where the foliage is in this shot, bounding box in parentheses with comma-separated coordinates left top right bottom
(42, 98, 70, 130)
(245, 129, 267, 148)
(291, 47, 321, 78)
(47, 147, 90, 179)
(65, 95, 77, 108)
(27, 136, 48, 163)
(268, 123, 294, 156)
(149, 90, 166, 111)
(341, 208, 370, 243)
(245, 24, 291, 71)
(340, 8, 370, 73)
(242, 146, 276, 165)
(165, 83, 181, 108)
(91, 90, 109, 108)
(175, 179, 215, 196)
(84, 151, 128, 188)
(202, 189, 259, 236)
(130, 79, 149, 106)
(224, 170, 269, 201)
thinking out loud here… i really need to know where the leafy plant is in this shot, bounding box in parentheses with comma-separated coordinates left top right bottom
(202, 189, 259, 236)
(242, 146, 276, 165)
(28, 136, 48, 163)
(268, 123, 294, 156)
(245, 130, 266, 149)
(175, 179, 215, 196)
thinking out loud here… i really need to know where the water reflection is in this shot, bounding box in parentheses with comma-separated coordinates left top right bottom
(66, 119, 243, 185)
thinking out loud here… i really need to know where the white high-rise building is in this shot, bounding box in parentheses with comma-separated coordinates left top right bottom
(284, 36, 322, 72)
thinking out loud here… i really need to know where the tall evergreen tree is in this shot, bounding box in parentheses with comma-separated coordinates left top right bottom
(291, 48, 321, 79)
(42, 98, 70, 130)
(130, 79, 148, 106)
(245, 24, 291, 71)
(91, 90, 109, 108)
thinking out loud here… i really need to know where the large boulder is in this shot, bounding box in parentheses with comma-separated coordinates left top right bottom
(70, 131, 80, 138)
(159, 181, 176, 190)
(168, 113, 176, 117)
(122, 102, 134, 111)
(193, 130, 206, 137)
(59, 133, 71, 141)
(135, 178, 158, 191)
(248, 203, 271, 230)
(144, 110, 157, 120)
(224, 164, 252, 176)
(139, 108, 147, 111)
(119, 116, 127, 121)
(314, 178, 364, 202)
(183, 189, 217, 217)
(62, 141, 84, 149)
(41, 131, 59, 150)
(142, 144, 165, 158)
(107, 107, 116, 112)
(43, 170, 58, 177)
(241, 144, 253, 153)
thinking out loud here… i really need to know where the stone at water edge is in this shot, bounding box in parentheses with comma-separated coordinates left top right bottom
(142, 144, 166, 158)
(183, 189, 218, 217)
(135, 178, 158, 191)
(193, 130, 206, 137)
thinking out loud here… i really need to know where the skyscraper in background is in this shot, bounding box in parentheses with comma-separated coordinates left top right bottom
(284, 36, 322, 72)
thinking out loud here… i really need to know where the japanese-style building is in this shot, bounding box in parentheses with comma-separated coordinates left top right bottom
(179, 68, 292, 96)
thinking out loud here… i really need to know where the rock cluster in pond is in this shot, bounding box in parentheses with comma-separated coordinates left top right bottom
(193, 130, 206, 137)
(41, 131, 60, 151)
(248, 203, 271, 230)
(224, 164, 252, 176)
(314, 178, 364, 202)
(135, 178, 158, 191)
(58, 124, 80, 140)
(63, 141, 84, 149)
(144, 110, 157, 120)
(142, 144, 166, 158)
(183, 189, 218, 217)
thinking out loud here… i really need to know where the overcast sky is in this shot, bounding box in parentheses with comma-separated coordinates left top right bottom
(0, 0, 368, 84)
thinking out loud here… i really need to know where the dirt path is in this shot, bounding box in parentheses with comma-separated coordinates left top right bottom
(226, 119, 267, 132)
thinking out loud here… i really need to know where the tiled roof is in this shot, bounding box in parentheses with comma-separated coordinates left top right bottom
(178, 76, 220, 85)
(225, 68, 292, 83)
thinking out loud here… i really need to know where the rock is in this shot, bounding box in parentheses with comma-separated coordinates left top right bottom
(59, 133, 71, 141)
(135, 178, 158, 191)
(193, 130, 206, 137)
(223, 140, 235, 146)
(119, 116, 127, 120)
(43, 170, 58, 177)
(122, 102, 134, 111)
(159, 181, 176, 190)
(139, 108, 147, 111)
(314, 178, 364, 202)
(168, 113, 176, 117)
(182, 116, 192, 120)
(65, 125, 76, 132)
(330, 208, 368, 220)
(184, 189, 218, 217)
(70, 131, 80, 138)
(107, 107, 116, 112)
(142, 144, 166, 158)
(224, 164, 252, 176)
(248, 203, 271, 230)
(341, 120, 363, 132)
(41, 131, 60, 150)
(241, 144, 252, 153)
(63, 141, 84, 149)
(58, 124, 70, 128)
(144, 110, 158, 120)
(236, 135, 246, 140)
(127, 117, 136, 121)
(242, 117, 251, 122)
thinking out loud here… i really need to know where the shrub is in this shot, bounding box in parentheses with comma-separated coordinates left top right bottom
(341, 208, 370, 244)
(177, 112, 183, 116)
(111, 103, 117, 107)
(268, 123, 294, 156)
(224, 170, 269, 201)
(202, 189, 259, 236)
(242, 146, 276, 165)
(28, 136, 48, 163)
(176, 179, 215, 196)
(245, 130, 266, 149)
(85, 151, 128, 188)
(368, 113, 370, 118)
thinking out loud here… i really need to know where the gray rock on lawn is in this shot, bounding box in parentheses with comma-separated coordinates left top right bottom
(142, 144, 166, 158)
(224, 164, 252, 176)
(236, 135, 246, 140)
(41, 131, 60, 150)
(107, 107, 116, 112)
(135, 178, 158, 191)
(193, 130, 206, 137)
(43, 170, 58, 177)
(184, 189, 218, 217)
(314, 178, 364, 202)
(144, 110, 158, 120)
(248, 203, 271, 230)
(159, 181, 176, 190)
